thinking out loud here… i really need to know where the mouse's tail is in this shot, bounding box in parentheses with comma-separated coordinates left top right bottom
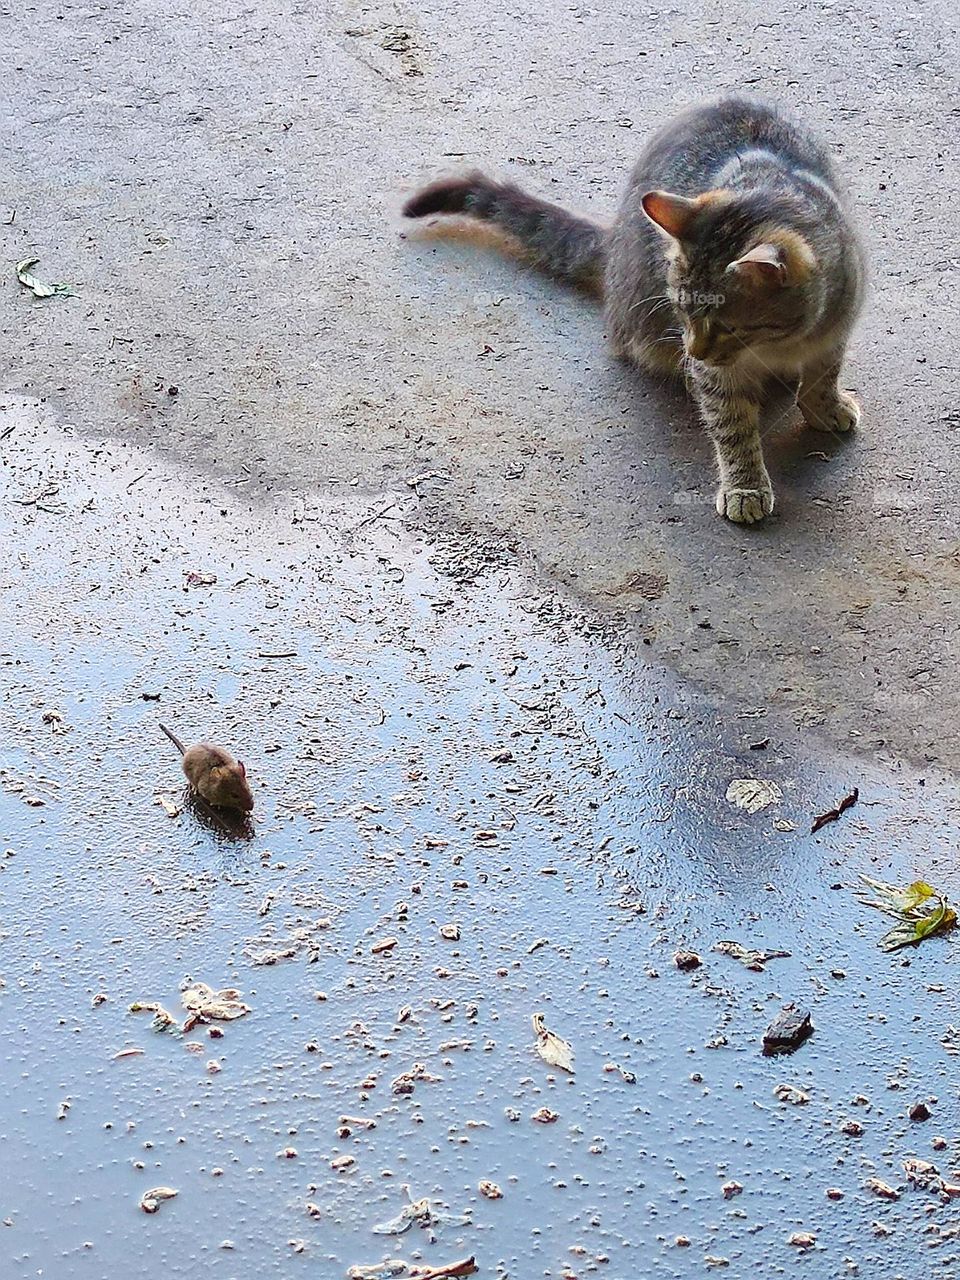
(403, 172, 607, 291)
(159, 723, 187, 756)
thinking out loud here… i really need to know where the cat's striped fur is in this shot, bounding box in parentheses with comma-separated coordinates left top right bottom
(404, 97, 865, 523)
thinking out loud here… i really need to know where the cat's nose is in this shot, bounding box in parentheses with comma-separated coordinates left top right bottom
(685, 330, 712, 360)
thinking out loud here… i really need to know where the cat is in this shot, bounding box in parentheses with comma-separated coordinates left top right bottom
(403, 97, 865, 524)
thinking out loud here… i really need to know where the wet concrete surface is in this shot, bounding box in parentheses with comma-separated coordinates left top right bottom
(2, 399, 960, 1280)
(3, 3, 960, 1277)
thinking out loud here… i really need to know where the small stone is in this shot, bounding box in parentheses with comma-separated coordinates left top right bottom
(762, 1005, 813, 1054)
(674, 949, 702, 971)
(932, 1135, 948, 1151)
(531, 1107, 559, 1124)
(788, 1232, 816, 1250)
(478, 1179, 503, 1199)
(721, 1180, 743, 1199)
(825, 1187, 844, 1200)
(840, 1119, 864, 1137)
(909, 1100, 932, 1122)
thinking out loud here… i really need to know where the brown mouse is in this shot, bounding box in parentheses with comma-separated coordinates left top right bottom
(160, 723, 254, 812)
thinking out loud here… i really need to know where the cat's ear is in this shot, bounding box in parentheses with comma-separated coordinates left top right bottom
(641, 190, 701, 240)
(728, 234, 817, 286)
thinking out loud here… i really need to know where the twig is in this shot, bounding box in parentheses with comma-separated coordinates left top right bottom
(353, 499, 399, 531)
(409, 1259, 478, 1280)
(811, 787, 859, 834)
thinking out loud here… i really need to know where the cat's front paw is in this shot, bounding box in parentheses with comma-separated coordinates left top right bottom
(716, 484, 775, 524)
(801, 390, 860, 433)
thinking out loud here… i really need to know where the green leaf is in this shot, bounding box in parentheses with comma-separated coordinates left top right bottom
(859, 874, 957, 950)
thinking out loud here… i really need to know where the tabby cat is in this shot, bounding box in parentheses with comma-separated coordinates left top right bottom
(403, 97, 865, 524)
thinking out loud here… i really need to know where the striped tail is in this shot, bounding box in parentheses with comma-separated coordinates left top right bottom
(403, 172, 606, 289)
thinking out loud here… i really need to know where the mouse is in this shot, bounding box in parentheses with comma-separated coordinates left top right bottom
(160, 723, 254, 812)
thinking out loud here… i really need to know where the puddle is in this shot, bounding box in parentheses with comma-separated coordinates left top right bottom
(1, 396, 959, 1278)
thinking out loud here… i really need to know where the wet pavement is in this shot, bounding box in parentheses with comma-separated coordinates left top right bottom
(2, 398, 960, 1279)
(3, 2, 960, 1277)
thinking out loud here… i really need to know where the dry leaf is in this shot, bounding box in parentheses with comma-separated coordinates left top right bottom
(726, 778, 783, 813)
(864, 1177, 900, 1200)
(714, 939, 791, 971)
(140, 1186, 178, 1213)
(532, 1012, 574, 1073)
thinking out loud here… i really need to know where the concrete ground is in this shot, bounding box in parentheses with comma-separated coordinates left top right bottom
(3, 0, 960, 768)
(2, 3, 960, 1278)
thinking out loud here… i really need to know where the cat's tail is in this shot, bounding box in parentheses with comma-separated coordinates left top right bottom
(403, 172, 607, 291)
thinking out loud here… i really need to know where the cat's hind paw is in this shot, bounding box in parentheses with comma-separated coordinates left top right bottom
(716, 485, 775, 524)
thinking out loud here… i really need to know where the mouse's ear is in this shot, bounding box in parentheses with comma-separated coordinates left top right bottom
(237, 760, 246, 776)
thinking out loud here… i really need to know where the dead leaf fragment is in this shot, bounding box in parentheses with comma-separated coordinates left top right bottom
(726, 778, 782, 813)
(864, 1177, 900, 1200)
(129, 1001, 179, 1032)
(773, 1082, 809, 1105)
(16, 256, 76, 299)
(714, 939, 790, 971)
(532, 1012, 574, 1073)
(140, 1186, 178, 1214)
(181, 982, 250, 1025)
